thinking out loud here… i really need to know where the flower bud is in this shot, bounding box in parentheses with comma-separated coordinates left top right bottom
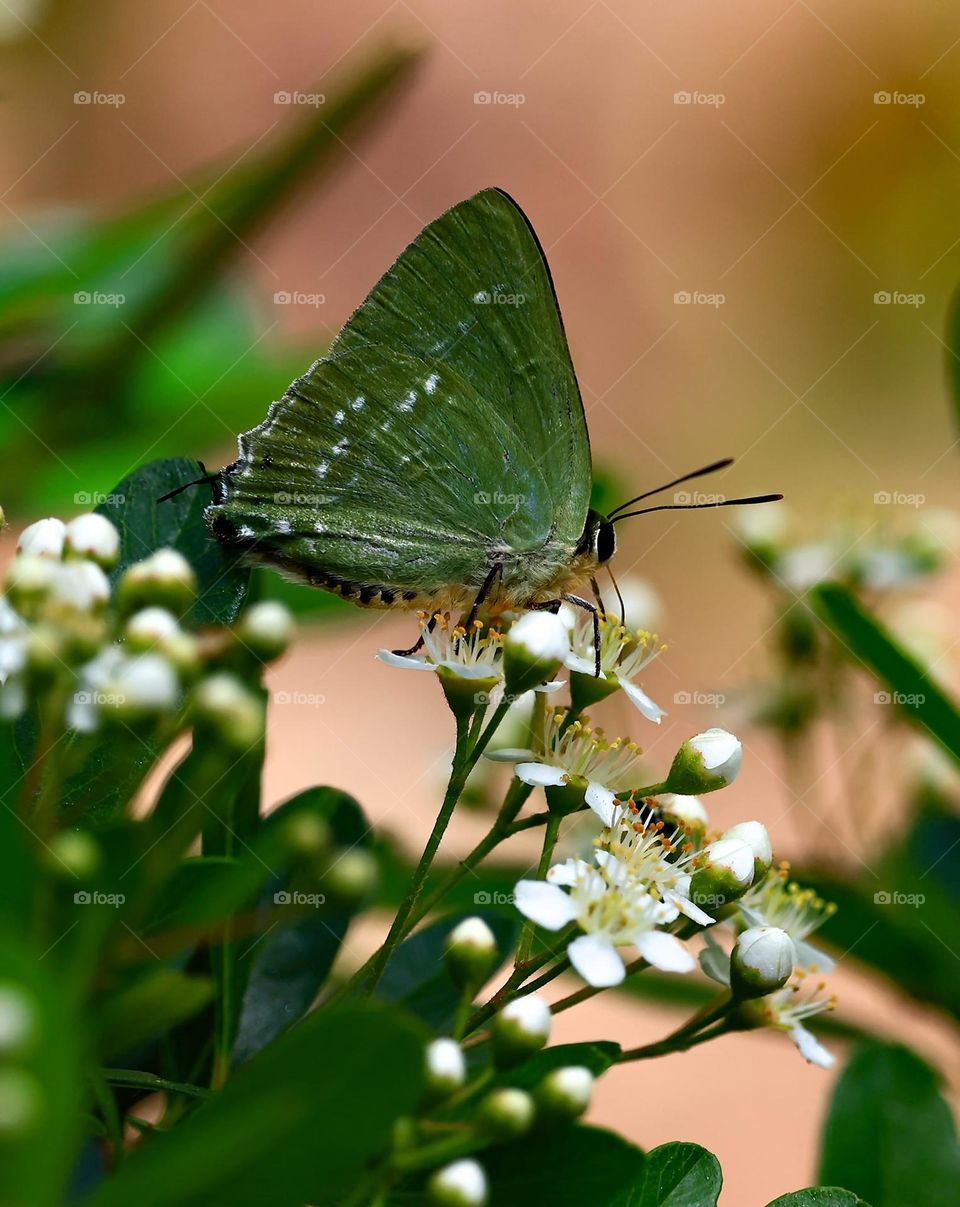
(722, 821, 772, 880)
(0, 985, 37, 1057)
(690, 837, 755, 909)
(444, 917, 499, 991)
(492, 994, 552, 1067)
(428, 1158, 488, 1207)
(126, 607, 180, 649)
(656, 792, 707, 834)
(535, 1065, 593, 1121)
(102, 654, 180, 722)
(17, 518, 65, 559)
(117, 548, 196, 617)
(664, 728, 742, 794)
(731, 926, 796, 998)
(477, 1087, 535, 1140)
(281, 811, 331, 860)
(323, 848, 377, 907)
(193, 674, 263, 748)
(49, 560, 110, 613)
(6, 556, 57, 612)
(425, 1038, 466, 1097)
(235, 601, 295, 661)
(64, 514, 120, 568)
(46, 830, 101, 882)
(503, 612, 569, 696)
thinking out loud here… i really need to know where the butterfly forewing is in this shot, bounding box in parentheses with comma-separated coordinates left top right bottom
(207, 189, 592, 607)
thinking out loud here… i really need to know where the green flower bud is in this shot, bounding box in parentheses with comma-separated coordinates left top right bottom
(664, 728, 742, 795)
(689, 837, 755, 910)
(503, 612, 569, 696)
(0, 985, 38, 1057)
(444, 917, 499, 991)
(235, 601, 295, 662)
(436, 665, 497, 724)
(323, 848, 377, 907)
(117, 548, 196, 618)
(477, 1087, 535, 1140)
(6, 556, 57, 613)
(281, 811, 331, 860)
(428, 1158, 488, 1207)
(731, 926, 796, 998)
(492, 994, 552, 1067)
(535, 1065, 593, 1122)
(425, 1037, 466, 1098)
(0, 1069, 43, 1137)
(47, 830, 101, 882)
(193, 674, 264, 749)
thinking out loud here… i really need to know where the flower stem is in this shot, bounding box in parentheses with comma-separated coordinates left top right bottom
(513, 812, 561, 969)
(618, 1016, 732, 1062)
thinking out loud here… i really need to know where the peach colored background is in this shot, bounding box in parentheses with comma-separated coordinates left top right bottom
(5, 1, 960, 1201)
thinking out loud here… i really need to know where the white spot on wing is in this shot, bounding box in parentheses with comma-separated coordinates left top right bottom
(333, 439, 348, 455)
(276, 519, 292, 534)
(399, 390, 416, 412)
(333, 410, 345, 425)
(424, 372, 439, 395)
(351, 396, 365, 411)
(316, 461, 329, 479)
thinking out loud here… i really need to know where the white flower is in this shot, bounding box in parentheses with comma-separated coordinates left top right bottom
(379, 616, 504, 682)
(738, 872, 836, 973)
(507, 610, 569, 662)
(514, 859, 693, 987)
(428, 1158, 487, 1207)
(752, 979, 836, 1068)
(64, 514, 119, 567)
(566, 615, 665, 723)
(17, 518, 66, 559)
(491, 710, 644, 826)
(0, 599, 27, 686)
(656, 792, 707, 829)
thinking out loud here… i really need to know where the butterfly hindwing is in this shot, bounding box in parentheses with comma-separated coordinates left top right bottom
(207, 189, 592, 605)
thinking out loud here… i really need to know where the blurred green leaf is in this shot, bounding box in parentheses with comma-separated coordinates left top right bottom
(767, 1192, 868, 1206)
(480, 1125, 645, 1205)
(812, 583, 960, 765)
(81, 1003, 426, 1207)
(95, 969, 213, 1062)
(633, 1142, 722, 1207)
(819, 1043, 960, 1206)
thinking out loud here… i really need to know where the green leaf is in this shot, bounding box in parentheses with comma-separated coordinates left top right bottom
(493, 1041, 621, 1091)
(95, 969, 213, 1063)
(374, 909, 519, 1030)
(819, 1043, 960, 1206)
(81, 1003, 426, 1207)
(231, 787, 371, 1063)
(479, 1125, 645, 1205)
(632, 1142, 722, 1206)
(767, 1192, 869, 1206)
(812, 583, 960, 765)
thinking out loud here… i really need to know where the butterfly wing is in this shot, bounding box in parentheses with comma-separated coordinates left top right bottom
(207, 188, 592, 606)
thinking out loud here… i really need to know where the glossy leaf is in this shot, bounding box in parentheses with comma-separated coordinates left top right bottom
(767, 1192, 868, 1206)
(95, 969, 213, 1062)
(633, 1142, 722, 1206)
(819, 1043, 960, 1206)
(479, 1125, 645, 1205)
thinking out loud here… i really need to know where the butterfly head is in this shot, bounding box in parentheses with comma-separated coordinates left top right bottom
(578, 509, 617, 566)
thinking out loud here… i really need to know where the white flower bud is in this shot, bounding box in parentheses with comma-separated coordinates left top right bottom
(6, 556, 57, 610)
(104, 654, 180, 720)
(236, 601, 295, 661)
(0, 985, 36, 1056)
(504, 611, 569, 695)
(656, 792, 707, 830)
(536, 1065, 594, 1120)
(64, 514, 120, 568)
(731, 926, 796, 998)
(492, 994, 551, 1066)
(17, 518, 66, 559)
(118, 548, 196, 615)
(665, 728, 742, 794)
(49, 560, 110, 612)
(193, 673, 264, 748)
(690, 836, 755, 909)
(477, 1087, 535, 1139)
(722, 820, 773, 879)
(126, 607, 180, 647)
(428, 1158, 488, 1207)
(323, 848, 377, 906)
(444, 916, 499, 991)
(425, 1038, 466, 1097)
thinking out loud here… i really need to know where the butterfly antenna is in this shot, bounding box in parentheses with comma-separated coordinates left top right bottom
(610, 493, 783, 524)
(607, 458, 735, 519)
(157, 463, 219, 504)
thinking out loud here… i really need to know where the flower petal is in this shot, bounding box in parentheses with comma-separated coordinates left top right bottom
(584, 781, 620, 827)
(634, 929, 695, 973)
(515, 762, 567, 788)
(536, 679, 566, 694)
(564, 652, 605, 677)
(513, 880, 578, 931)
(485, 747, 535, 763)
(671, 891, 715, 928)
(795, 939, 835, 975)
(567, 933, 625, 987)
(375, 650, 437, 671)
(547, 858, 592, 887)
(620, 677, 666, 724)
(790, 1023, 834, 1068)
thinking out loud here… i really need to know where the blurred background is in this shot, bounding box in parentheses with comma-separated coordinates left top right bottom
(3, 1, 960, 1200)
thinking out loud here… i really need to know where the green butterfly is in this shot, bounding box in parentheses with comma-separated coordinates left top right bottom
(205, 189, 777, 664)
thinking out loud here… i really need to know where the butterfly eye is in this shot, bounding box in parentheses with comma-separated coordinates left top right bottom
(595, 520, 617, 564)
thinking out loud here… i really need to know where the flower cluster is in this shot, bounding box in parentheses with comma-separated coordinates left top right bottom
(2, 512, 292, 745)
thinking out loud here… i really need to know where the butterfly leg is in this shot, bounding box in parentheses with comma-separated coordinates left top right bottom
(563, 593, 601, 678)
(464, 561, 504, 631)
(391, 613, 437, 658)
